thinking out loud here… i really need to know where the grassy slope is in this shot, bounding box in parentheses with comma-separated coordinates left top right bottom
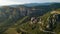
(3, 12, 52, 34)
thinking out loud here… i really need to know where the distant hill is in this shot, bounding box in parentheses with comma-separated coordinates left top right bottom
(8, 2, 60, 7)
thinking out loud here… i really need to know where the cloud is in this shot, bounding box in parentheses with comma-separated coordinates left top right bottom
(9, 0, 60, 3)
(0, 0, 23, 6)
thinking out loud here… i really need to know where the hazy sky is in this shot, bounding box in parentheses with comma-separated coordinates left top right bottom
(0, 0, 60, 6)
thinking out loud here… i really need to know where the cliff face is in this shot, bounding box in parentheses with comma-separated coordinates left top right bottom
(39, 11, 60, 34)
(0, 5, 49, 23)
